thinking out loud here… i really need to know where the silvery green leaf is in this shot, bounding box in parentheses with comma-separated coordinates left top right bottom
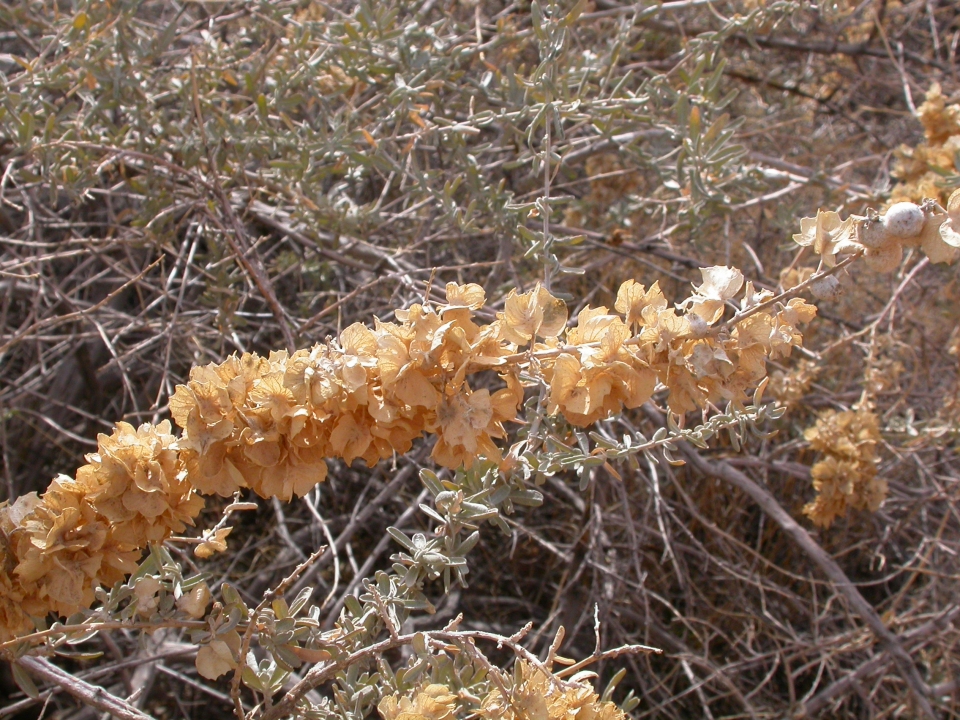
(11, 663, 39, 700)
(289, 587, 312, 617)
(387, 527, 416, 551)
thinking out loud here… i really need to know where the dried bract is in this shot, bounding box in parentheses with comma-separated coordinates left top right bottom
(479, 661, 624, 720)
(892, 84, 960, 206)
(795, 200, 957, 269)
(803, 409, 887, 528)
(379, 683, 458, 720)
(0, 273, 818, 638)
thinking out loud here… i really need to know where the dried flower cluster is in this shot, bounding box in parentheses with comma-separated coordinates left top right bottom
(479, 662, 625, 720)
(794, 192, 960, 271)
(378, 663, 625, 720)
(795, 85, 960, 273)
(802, 408, 887, 528)
(0, 421, 204, 635)
(0, 274, 816, 642)
(545, 270, 817, 417)
(768, 358, 820, 408)
(170, 274, 817, 496)
(379, 683, 459, 720)
(0, 531, 28, 643)
(169, 283, 522, 500)
(891, 83, 960, 206)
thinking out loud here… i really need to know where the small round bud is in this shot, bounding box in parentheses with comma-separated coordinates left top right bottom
(881, 202, 925, 239)
(687, 313, 709, 338)
(809, 274, 842, 301)
(858, 218, 889, 249)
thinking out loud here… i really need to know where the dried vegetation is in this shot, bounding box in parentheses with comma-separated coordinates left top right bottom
(1, 0, 959, 719)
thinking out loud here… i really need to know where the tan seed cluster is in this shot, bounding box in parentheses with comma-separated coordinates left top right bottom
(0, 420, 203, 629)
(378, 664, 625, 720)
(891, 83, 960, 206)
(802, 409, 887, 528)
(542, 269, 816, 417)
(0, 531, 28, 643)
(794, 191, 960, 271)
(479, 661, 625, 720)
(379, 683, 459, 720)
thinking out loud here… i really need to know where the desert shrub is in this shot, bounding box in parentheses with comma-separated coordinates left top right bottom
(1, 1, 959, 719)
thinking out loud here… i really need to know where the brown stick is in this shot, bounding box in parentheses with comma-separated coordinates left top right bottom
(203, 204, 298, 352)
(16, 656, 155, 720)
(1, 644, 196, 719)
(188, 60, 298, 354)
(0, 258, 163, 355)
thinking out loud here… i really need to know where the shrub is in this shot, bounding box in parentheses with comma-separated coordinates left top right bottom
(1, 1, 958, 718)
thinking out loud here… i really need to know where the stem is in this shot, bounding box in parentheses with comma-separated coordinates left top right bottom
(260, 628, 657, 720)
(1, 620, 205, 654)
(229, 545, 330, 720)
(716, 251, 861, 334)
(543, 111, 552, 291)
(16, 656, 154, 720)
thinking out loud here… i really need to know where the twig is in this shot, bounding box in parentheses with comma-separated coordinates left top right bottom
(716, 252, 861, 334)
(554, 641, 662, 678)
(796, 605, 960, 717)
(0, 620, 205, 654)
(15, 656, 155, 720)
(290, 460, 421, 597)
(0, 644, 196, 719)
(261, 627, 658, 720)
(302, 490, 340, 610)
(229, 543, 330, 719)
(0, 258, 163, 355)
(321, 488, 430, 628)
(248, 206, 370, 271)
(202, 179, 298, 355)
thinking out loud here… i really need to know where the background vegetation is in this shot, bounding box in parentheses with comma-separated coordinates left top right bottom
(1, 0, 959, 717)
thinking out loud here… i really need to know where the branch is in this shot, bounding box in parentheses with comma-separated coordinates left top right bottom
(592, 1, 946, 72)
(289, 459, 422, 597)
(716, 252, 860, 334)
(732, 32, 946, 73)
(16, 656, 155, 720)
(0, 258, 163, 355)
(1, 644, 196, 719)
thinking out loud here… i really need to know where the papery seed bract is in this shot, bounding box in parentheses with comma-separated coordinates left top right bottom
(0, 275, 822, 641)
(864, 243, 904, 273)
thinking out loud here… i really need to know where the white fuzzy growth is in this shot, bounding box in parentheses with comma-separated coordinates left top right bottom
(859, 218, 889, 248)
(810, 275, 842, 301)
(881, 202, 925, 239)
(687, 313, 710, 337)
